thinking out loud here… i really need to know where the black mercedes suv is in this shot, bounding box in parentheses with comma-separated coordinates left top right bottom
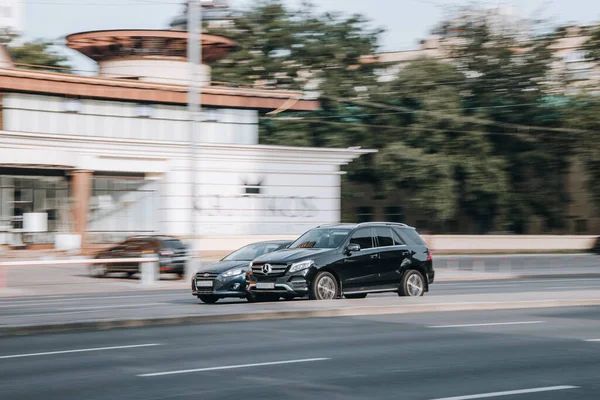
(247, 222, 434, 300)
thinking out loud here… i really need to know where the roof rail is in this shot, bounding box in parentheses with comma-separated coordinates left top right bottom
(355, 221, 414, 228)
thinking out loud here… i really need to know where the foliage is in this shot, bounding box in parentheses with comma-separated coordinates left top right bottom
(209, 2, 597, 232)
(0, 31, 71, 72)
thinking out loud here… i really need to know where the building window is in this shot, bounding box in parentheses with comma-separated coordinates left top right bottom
(203, 108, 222, 122)
(385, 206, 404, 223)
(565, 50, 588, 63)
(62, 98, 82, 113)
(356, 206, 373, 223)
(241, 178, 263, 196)
(135, 103, 153, 118)
(568, 70, 591, 81)
(575, 219, 588, 234)
(88, 176, 158, 240)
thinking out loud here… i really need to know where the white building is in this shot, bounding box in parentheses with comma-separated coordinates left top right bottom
(0, 0, 22, 35)
(0, 29, 371, 255)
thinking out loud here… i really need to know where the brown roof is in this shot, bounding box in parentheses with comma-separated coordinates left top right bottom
(0, 68, 319, 111)
(66, 30, 237, 62)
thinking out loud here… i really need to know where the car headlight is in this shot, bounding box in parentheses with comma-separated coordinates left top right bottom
(289, 260, 314, 273)
(221, 268, 246, 278)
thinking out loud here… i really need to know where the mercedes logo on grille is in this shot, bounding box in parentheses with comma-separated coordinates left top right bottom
(262, 264, 272, 274)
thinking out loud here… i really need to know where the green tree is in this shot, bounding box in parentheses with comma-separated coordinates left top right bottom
(565, 96, 600, 212)
(428, 10, 573, 233)
(0, 31, 71, 72)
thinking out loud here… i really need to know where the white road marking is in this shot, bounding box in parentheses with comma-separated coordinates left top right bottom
(0, 344, 160, 360)
(429, 385, 579, 400)
(428, 321, 545, 329)
(583, 339, 600, 342)
(138, 357, 331, 377)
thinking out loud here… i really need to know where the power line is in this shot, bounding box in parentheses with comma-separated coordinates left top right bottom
(263, 116, 536, 141)
(320, 95, 593, 135)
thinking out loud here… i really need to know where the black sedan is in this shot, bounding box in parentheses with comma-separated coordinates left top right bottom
(91, 236, 189, 279)
(192, 240, 291, 304)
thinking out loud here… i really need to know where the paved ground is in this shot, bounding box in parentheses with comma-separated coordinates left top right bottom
(1, 254, 599, 298)
(1, 306, 600, 400)
(1, 276, 600, 333)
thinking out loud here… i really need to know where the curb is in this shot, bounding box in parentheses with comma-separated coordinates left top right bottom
(3, 298, 600, 337)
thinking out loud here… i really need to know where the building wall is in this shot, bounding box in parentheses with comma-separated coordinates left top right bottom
(2, 93, 258, 145)
(98, 59, 211, 86)
(0, 0, 22, 34)
(0, 91, 367, 246)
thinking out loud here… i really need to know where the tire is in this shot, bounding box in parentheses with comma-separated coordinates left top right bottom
(176, 272, 185, 280)
(198, 295, 219, 304)
(398, 270, 425, 297)
(126, 271, 136, 278)
(345, 293, 367, 299)
(310, 271, 339, 300)
(90, 264, 107, 278)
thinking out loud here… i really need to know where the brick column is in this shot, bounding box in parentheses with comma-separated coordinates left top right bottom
(70, 170, 93, 244)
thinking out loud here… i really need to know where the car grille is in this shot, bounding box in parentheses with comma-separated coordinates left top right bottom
(251, 263, 288, 277)
(195, 272, 218, 280)
(195, 271, 218, 293)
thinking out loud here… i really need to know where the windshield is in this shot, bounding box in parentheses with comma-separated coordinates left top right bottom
(289, 228, 351, 249)
(223, 242, 285, 261)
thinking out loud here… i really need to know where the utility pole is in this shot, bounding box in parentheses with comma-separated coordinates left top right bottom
(187, 0, 202, 275)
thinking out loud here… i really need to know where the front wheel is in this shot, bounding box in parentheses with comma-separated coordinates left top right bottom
(399, 270, 425, 297)
(310, 271, 339, 300)
(198, 295, 219, 304)
(90, 264, 107, 278)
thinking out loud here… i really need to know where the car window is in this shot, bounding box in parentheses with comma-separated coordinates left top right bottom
(163, 239, 185, 249)
(391, 229, 406, 245)
(396, 228, 426, 246)
(223, 242, 284, 261)
(289, 228, 351, 249)
(349, 228, 374, 250)
(375, 227, 395, 247)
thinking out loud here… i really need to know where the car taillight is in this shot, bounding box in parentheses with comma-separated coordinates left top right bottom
(426, 250, 432, 261)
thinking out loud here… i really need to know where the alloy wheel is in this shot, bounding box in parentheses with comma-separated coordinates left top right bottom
(406, 273, 424, 296)
(317, 275, 337, 300)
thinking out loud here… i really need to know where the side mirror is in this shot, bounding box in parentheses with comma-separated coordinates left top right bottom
(346, 243, 361, 255)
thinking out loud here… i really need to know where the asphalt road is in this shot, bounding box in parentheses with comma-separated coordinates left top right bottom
(2, 276, 600, 329)
(1, 306, 600, 400)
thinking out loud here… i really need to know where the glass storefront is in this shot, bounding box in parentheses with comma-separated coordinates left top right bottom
(0, 170, 159, 246)
(87, 175, 159, 243)
(0, 171, 71, 245)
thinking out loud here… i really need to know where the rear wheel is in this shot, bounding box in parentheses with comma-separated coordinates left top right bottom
(345, 293, 367, 299)
(310, 271, 339, 300)
(399, 270, 425, 297)
(198, 295, 219, 304)
(90, 264, 107, 278)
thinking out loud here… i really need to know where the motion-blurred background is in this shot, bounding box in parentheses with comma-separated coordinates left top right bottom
(0, 0, 599, 258)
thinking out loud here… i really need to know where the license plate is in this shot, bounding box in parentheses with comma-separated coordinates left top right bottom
(196, 280, 213, 288)
(256, 282, 275, 290)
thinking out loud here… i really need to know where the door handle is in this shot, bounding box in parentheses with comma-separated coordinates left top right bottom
(370, 254, 379, 259)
